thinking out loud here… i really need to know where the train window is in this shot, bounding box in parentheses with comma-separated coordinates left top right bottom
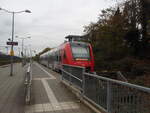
(71, 45, 90, 59)
(58, 51, 61, 61)
(56, 52, 59, 61)
(63, 51, 66, 59)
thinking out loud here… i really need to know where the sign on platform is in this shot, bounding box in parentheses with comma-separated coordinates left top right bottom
(7, 41, 18, 46)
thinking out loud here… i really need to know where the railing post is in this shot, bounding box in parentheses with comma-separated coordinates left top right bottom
(61, 65, 63, 80)
(107, 81, 111, 113)
(69, 66, 72, 85)
(82, 68, 85, 95)
(25, 63, 32, 105)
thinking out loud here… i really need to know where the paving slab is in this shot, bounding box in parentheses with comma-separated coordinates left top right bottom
(32, 80, 49, 104)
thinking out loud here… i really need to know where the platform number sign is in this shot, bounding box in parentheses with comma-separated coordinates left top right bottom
(7, 41, 18, 46)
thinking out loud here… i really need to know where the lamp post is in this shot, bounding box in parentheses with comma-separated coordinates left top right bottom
(28, 44, 32, 57)
(5, 46, 8, 55)
(18, 47, 21, 57)
(15, 36, 31, 57)
(0, 7, 31, 76)
(15, 36, 31, 66)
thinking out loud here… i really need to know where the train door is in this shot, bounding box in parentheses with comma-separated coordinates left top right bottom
(62, 49, 68, 64)
(53, 50, 61, 71)
(57, 50, 62, 71)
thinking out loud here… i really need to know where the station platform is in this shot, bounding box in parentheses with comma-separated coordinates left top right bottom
(0, 62, 94, 113)
(26, 62, 93, 113)
(0, 63, 25, 113)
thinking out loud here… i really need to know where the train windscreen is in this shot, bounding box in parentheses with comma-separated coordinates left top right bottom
(71, 43, 90, 60)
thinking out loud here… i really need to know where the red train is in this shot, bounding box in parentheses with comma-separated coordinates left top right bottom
(40, 35, 95, 72)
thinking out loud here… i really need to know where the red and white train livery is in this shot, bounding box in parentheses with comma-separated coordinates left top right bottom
(40, 36, 95, 72)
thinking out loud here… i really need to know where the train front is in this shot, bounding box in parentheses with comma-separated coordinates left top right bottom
(69, 42, 95, 72)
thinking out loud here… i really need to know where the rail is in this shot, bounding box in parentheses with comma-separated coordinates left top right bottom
(24, 62, 32, 104)
(61, 64, 150, 113)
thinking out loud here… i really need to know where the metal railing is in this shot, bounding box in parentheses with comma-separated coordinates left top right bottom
(24, 62, 32, 104)
(84, 73, 150, 113)
(61, 64, 84, 90)
(61, 64, 150, 113)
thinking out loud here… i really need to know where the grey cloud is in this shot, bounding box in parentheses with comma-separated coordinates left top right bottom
(0, 0, 116, 54)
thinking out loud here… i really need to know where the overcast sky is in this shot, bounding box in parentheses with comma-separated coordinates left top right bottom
(0, 0, 117, 56)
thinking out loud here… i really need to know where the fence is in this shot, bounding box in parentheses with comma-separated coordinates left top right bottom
(61, 64, 84, 90)
(61, 64, 150, 113)
(24, 63, 32, 104)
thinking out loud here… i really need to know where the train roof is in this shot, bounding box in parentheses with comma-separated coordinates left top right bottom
(40, 47, 59, 57)
(65, 35, 85, 42)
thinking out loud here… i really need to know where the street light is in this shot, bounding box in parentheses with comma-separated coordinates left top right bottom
(0, 7, 31, 76)
(5, 46, 9, 55)
(15, 36, 31, 66)
(15, 36, 31, 57)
